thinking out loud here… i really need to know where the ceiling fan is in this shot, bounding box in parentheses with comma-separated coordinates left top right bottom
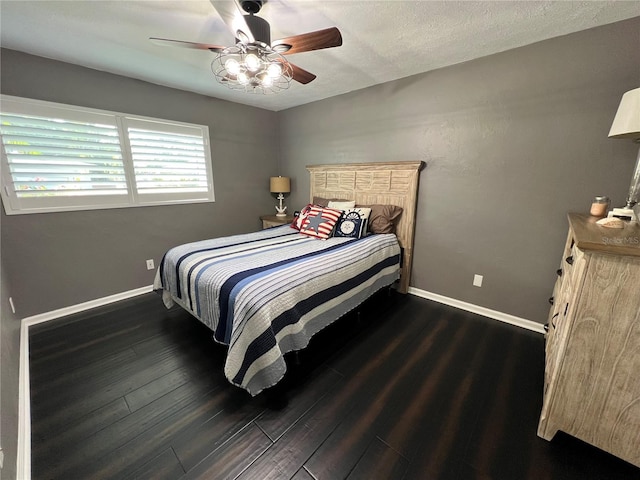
(150, 0, 343, 94)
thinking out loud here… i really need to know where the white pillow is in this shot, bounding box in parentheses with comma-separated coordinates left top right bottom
(328, 200, 356, 210)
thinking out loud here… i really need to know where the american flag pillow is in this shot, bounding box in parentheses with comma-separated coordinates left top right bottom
(298, 205, 343, 239)
(291, 204, 314, 230)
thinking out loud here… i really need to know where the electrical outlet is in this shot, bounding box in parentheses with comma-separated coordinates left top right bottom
(473, 274, 483, 287)
(9, 297, 15, 314)
(146, 259, 155, 270)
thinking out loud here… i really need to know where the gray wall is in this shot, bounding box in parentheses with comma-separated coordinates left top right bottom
(279, 17, 640, 323)
(0, 260, 20, 480)
(0, 49, 280, 318)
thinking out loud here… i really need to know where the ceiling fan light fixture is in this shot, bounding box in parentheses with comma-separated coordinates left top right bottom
(224, 58, 241, 75)
(211, 45, 293, 94)
(237, 71, 250, 85)
(244, 53, 261, 72)
(235, 30, 250, 44)
(259, 73, 273, 87)
(267, 63, 282, 78)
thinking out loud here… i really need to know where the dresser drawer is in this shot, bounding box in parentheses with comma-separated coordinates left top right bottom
(559, 241, 585, 291)
(544, 276, 574, 396)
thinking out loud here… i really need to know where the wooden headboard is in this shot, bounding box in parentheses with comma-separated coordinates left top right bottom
(306, 161, 425, 294)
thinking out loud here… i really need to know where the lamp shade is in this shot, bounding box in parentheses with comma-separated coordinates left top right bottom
(609, 87, 640, 140)
(270, 176, 290, 193)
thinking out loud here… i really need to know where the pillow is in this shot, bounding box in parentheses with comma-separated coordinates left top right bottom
(333, 207, 372, 239)
(298, 205, 342, 239)
(312, 196, 331, 207)
(328, 200, 356, 210)
(358, 204, 403, 234)
(291, 204, 313, 230)
(312, 197, 354, 208)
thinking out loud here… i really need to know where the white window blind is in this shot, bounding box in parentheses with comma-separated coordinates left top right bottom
(125, 118, 211, 205)
(0, 95, 214, 214)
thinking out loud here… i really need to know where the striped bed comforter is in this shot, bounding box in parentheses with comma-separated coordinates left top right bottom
(153, 225, 401, 395)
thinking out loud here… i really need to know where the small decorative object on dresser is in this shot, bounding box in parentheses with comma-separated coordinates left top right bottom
(260, 214, 294, 229)
(538, 213, 640, 468)
(589, 196, 609, 217)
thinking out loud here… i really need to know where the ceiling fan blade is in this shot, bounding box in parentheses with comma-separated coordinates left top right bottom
(286, 61, 317, 85)
(150, 37, 225, 53)
(272, 27, 342, 55)
(210, 0, 255, 43)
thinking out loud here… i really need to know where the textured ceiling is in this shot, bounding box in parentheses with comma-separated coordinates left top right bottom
(1, 1, 639, 111)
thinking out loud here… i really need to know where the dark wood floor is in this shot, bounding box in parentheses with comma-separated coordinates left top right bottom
(29, 291, 638, 480)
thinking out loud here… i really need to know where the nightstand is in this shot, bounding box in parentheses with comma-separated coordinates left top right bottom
(260, 214, 294, 229)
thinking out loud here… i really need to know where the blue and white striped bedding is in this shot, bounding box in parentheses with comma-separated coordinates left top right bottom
(153, 225, 401, 395)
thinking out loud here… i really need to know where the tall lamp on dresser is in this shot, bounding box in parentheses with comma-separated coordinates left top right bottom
(607, 87, 640, 223)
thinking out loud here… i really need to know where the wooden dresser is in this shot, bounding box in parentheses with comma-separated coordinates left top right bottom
(538, 213, 640, 467)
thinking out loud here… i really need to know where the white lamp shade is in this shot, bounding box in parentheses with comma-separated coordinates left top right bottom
(270, 176, 290, 193)
(609, 87, 640, 139)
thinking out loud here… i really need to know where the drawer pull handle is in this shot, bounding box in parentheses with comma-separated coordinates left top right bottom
(557, 268, 563, 277)
(565, 255, 574, 265)
(549, 296, 554, 305)
(552, 312, 559, 328)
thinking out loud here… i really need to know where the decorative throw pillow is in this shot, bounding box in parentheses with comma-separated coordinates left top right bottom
(334, 208, 372, 239)
(358, 204, 403, 234)
(298, 205, 342, 239)
(291, 204, 314, 230)
(328, 200, 356, 210)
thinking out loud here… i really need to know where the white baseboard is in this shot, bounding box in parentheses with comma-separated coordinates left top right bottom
(407, 287, 545, 334)
(22, 285, 154, 327)
(17, 319, 30, 480)
(17, 285, 154, 480)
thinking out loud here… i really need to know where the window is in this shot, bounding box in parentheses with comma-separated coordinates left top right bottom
(0, 95, 214, 214)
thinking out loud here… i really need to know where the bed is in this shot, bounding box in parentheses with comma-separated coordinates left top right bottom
(154, 161, 425, 395)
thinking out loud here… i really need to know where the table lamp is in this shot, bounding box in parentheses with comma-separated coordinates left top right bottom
(270, 176, 291, 217)
(608, 87, 640, 223)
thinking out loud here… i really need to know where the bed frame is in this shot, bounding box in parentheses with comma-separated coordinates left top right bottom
(307, 161, 425, 294)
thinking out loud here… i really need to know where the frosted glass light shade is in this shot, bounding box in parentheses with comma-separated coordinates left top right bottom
(237, 72, 249, 85)
(245, 54, 261, 72)
(267, 63, 282, 78)
(260, 74, 273, 87)
(224, 58, 241, 75)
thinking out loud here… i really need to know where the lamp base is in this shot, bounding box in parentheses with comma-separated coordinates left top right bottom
(275, 193, 287, 217)
(608, 207, 639, 223)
